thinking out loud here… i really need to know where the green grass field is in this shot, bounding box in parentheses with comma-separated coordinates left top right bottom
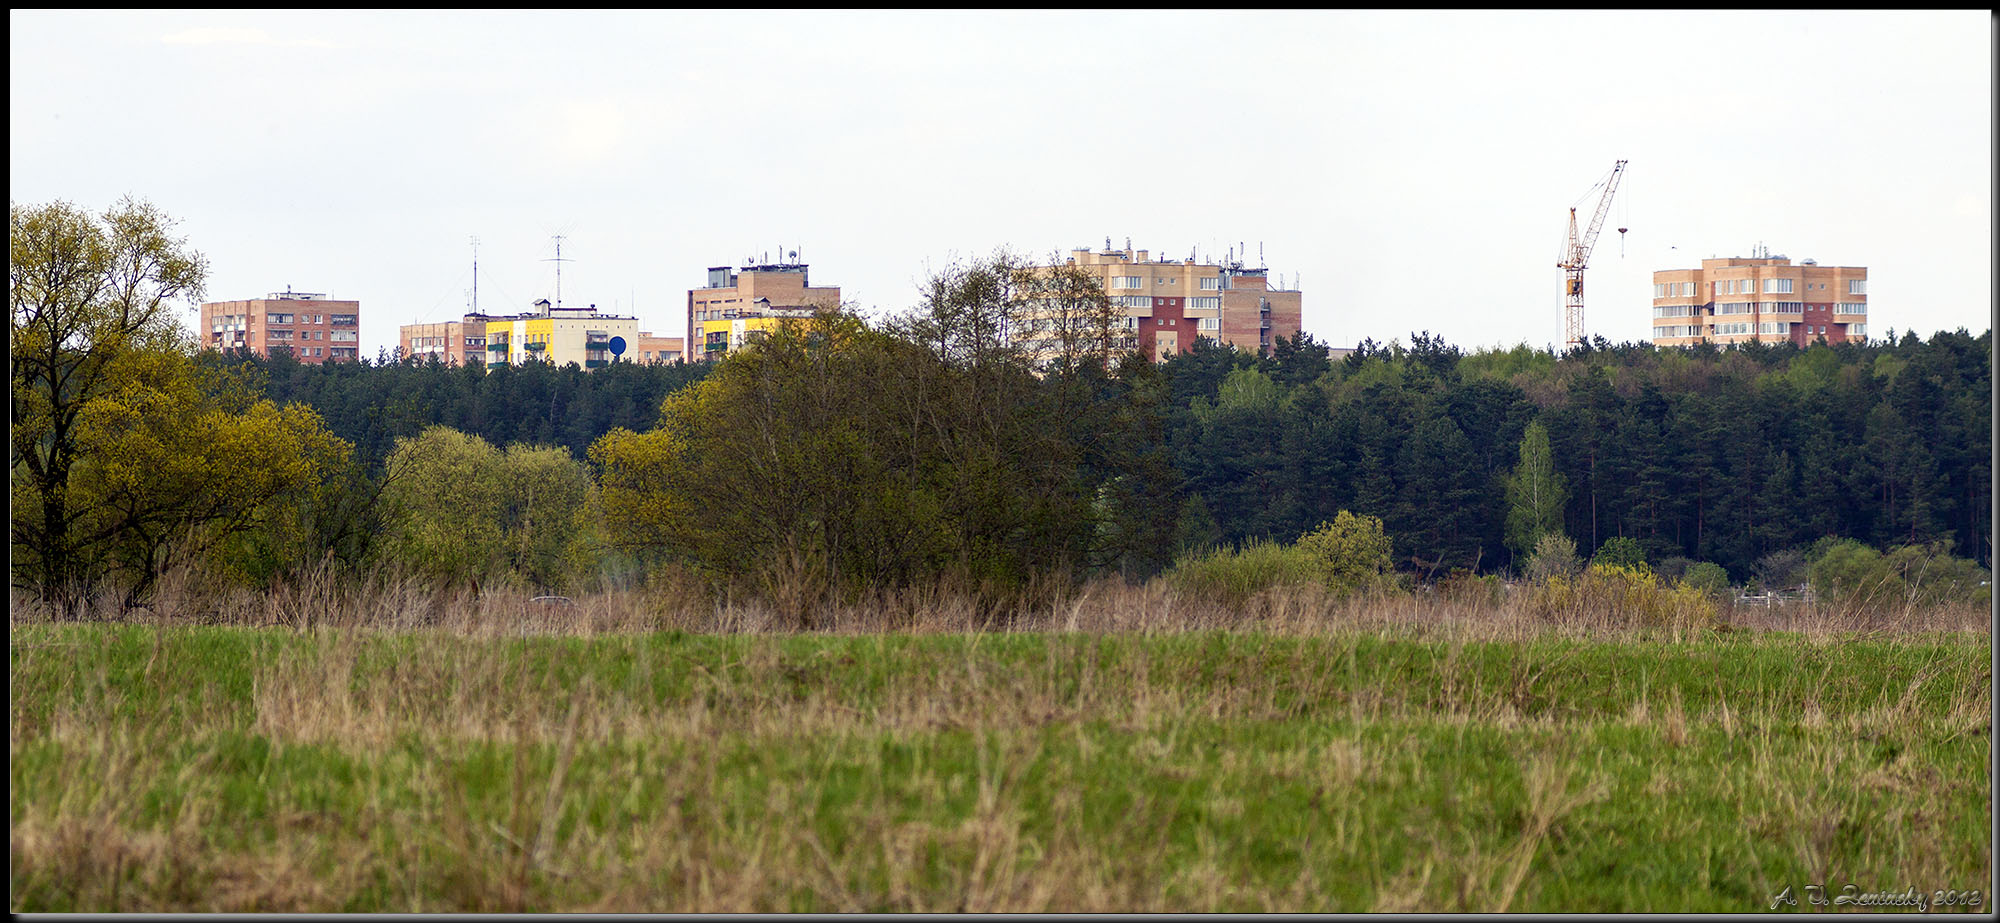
(10, 623, 1992, 912)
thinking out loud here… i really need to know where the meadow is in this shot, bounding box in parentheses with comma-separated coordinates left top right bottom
(9, 583, 1992, 912)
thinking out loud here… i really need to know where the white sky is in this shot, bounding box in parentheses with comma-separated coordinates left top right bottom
(11, 10, 1993, 359)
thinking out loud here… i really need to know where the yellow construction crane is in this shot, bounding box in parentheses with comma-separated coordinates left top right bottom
(1559, 159, 1627, 350)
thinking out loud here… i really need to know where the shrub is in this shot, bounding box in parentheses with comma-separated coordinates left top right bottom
(1525, 532, 1581, 583)
(1163, 539, 1322, 607)
(1296, 511, 1395, 597)
(1530, 561, 1717, 629)
(1677, 561, 1732, 598)
(1811, 538, 1990, 610)
(1591, 536, 1647, 570)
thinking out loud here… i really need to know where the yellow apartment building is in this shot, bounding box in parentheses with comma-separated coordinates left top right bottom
(686, 258, 843, 360)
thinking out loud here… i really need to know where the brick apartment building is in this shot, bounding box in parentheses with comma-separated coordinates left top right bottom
(1032, 244, 1304, 362)
(1651, 254, 1868, 347)
(687, 258, 843, 361)
(199, 288, 361, 364)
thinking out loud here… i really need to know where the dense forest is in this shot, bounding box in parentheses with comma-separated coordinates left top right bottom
(215, 323, 1991, 585)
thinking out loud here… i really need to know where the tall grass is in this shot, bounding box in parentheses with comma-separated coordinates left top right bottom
(11, 619, 1990, 912)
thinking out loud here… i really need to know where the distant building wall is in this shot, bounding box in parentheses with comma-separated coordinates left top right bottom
(1652, 256, 1868, 347)
(200, 289, 361, 364)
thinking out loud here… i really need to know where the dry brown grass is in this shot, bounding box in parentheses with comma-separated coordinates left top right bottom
(13, 564, 1987, 641)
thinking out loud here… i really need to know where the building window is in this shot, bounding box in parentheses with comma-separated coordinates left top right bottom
(1110, 276, 1142, 289)
(1763, 278, 1794, 294)
(1187, 296, 1220, 310)
(331, 331, 357, 342)
(1111, 295, 1153, 308)
(1199, 277, 1220, 291)
(269, 313, 293, 324)
(1836, 303, 1866, 316)
(1758, 321, 1791, 335)
(1714, 302, 1752, 316)
(1848, 280, 1867, 295)
(1850, 324, 1867, 338)
(1199, 317, 1218, 331)
(330, 314, 358, 326)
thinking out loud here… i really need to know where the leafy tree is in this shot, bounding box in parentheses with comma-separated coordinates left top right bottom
(379, 426, 511, 586)
(1503, 419, 1568, 564)
(12, 199, 342, 608)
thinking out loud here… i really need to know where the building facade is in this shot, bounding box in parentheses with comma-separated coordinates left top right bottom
(400, 300, 648, 370)
(199, 289, 361, 364)
(401, 308, 681, 367)
(686, 260, 843, 361)
(400, 316, 487, 366)
(1040, 245, 1303, 362)
(1651, 255, 1868, 347)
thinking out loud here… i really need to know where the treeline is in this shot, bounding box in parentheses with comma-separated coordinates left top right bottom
(202, 348, 710, 468)
(1158, 327, 1991, 581)
(226, 303, 1989, 591)
(14, 199, 1988, 610)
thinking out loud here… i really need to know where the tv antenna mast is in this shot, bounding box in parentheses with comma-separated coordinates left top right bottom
(469, 236, 480, 314)
(544, 235, 572, 310)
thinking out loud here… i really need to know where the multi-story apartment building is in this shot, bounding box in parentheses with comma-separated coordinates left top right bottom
(1037, 245, 1303, 362)
(1651, 254, 1868, 347)
(402, 308, 682, 367)
(686, 259, 843, 361)
(400, 315, 487, 366)
(199, 288, 361, 364)
(400, 300, 642, 370)
(632, 332, 685, 364)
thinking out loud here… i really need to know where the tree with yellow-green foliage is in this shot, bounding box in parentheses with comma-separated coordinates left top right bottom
(11, 199, 348, 609)
(378, 426, 599, 591)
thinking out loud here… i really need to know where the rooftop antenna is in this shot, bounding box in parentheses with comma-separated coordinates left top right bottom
(470, 236, 479, 314)
(1259, 242, 1265, 268)
(544, 235, 572, 310)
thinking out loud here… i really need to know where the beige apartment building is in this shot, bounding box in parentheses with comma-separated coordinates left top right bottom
(1038, 245, 1303, 362)
(402, 309, 683, 367)
(400, 299, 666, 370)
(1652, 254, 1868, 347)
(200, 288, 361, 364)
(686, 259, 843, 361)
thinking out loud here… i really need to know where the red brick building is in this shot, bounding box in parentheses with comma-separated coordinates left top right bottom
(200, 288, 360, 363)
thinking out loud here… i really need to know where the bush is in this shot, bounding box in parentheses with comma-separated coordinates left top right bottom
(1163, 539, 1322, 607)
(1592, 536, 1647, 570)
(1678, 561, 1732, 598)
(1530, 561, 1717, 629)
(1296, 511, 1396, 597)
(1810, 538, 1990, 610)
(1525, 533, 1581, 583)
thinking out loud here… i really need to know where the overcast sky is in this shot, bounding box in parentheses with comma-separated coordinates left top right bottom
(11, 10, 1993, 359)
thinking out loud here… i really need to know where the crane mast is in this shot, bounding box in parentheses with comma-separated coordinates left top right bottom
(1559, 159, 1627, 350)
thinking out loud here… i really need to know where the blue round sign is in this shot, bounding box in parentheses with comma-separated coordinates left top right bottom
(608, 336, 626, 356)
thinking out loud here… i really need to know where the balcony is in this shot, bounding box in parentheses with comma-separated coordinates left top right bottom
(487, 342, 509, 352)
(585, 359, 608, 368)
(487, 360, 509, 369)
